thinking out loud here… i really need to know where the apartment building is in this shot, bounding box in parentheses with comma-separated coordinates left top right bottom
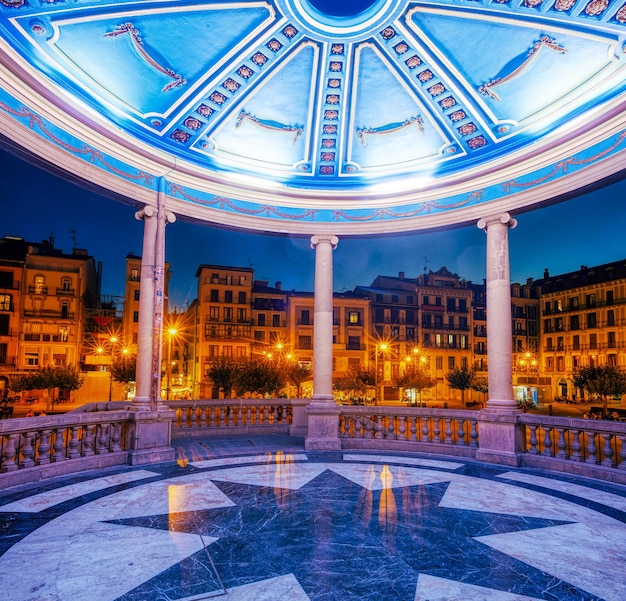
(0, 235, 100, 400)
(534, 261, 626, 400)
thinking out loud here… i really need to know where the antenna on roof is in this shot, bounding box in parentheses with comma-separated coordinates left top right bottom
(69, 229, 77, 250)
(423, 256, 429, 273)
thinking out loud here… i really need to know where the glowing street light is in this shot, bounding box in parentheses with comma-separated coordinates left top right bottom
(166, 327, 178, 400)
(374, 341, 390, 405)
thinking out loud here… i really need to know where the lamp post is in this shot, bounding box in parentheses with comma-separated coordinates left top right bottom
(374, 342, 389, 405)
(166, 327, 177, 400)
(517, 351, 538, 403)
(108, 335, 119, 402)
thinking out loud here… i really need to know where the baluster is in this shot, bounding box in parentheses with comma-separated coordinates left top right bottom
(375, 415, 383, 439)
(555, 428, 568, 459)
(618, 435, 626, 470)
(2, 434, 18, 472)
(37, 429, 52, 464)
(600, 433, 615, 467)
(570, 429, 582, 462)
(409, 416, 417, 442)
(585, 430, 598, 464)
(353, 416, 361, 439)
(542, 427, 553, 456)
(111, 423, 122, 452)
(421, 417, 430, 442)
(398, 416, 406, 441)
(457, 419, 466, 446)
(68, 426, 80, 459)
(53, 428, 67, 461)
(190, 406, 198, 429)
(229, 406, 236, 426)
(96, 424, 110, 454)
(238, 404, 244, 426)
(83, 425, 95, 456)
(469, 420, 479, 448)
(444, 419, 453, 444)
(527, 425, 539, 454)
(433, 418, 441, 443)
(246, 405, 252, 425)
(19, 432, 35, 469)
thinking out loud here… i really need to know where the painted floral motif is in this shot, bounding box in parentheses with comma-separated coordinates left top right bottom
(468, 136, 487, 149)
(428, 83, 445, 97)
(322, 139, 336, 148)
(326, 95, 340, 105)
(222, 78, 240, 92)
(31, 23, 46, 34)
(238, 66, 254, 79)
(197, 104, 213, 117)
(331, 44, 344, 54)
(449, 110, 466, 122)
(328, 79, 341, 88)
(283, 25, 297, 38)
(171, 130, 190, 143)
(324, 110, 339, 120)
(405, 56, 422, 69)
(320, 165, 335, 174)
(252, 53, 268, 66)
(554, 0, 576, 10)
(394, 42, 409, 55)
(1, 0, 25, 6)
(524, 0, 543, 7)
(330, 62, 343, 72)
(267, 39, 282, 52)
(210, 92, 226, 105)
(380, 27, 396, 40)
(585, 0, 609, 15)
(459, 123, 477, 135)
(617, 4, 626, 22)
(321, 152, 335, 162)
(439, 97, 457, 109)
(418, 70, 434, 83)
(184, 117, 203, 130)
(323, 125, 338, 134)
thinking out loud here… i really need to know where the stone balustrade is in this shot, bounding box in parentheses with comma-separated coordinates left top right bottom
(167, 399, 293, 438)
(518, 414, 626, 482)
(338, 406, 480, 458)
(0, 411, 131, 488)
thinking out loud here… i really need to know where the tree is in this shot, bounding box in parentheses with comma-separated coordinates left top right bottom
(445, 366, 475, 404)
(396, 367, 437, 402)
(572, 365, 626, 413)
(334, 367, 375, 404)
(110, 354, 136, 400)
(10, 365, 83, 410)
(206, 357, 240, 399)
(234, 358, 284, 397)
(284, 362, 312, 398)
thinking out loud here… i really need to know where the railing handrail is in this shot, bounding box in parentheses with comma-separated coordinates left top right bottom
(0, 410, 132, 436)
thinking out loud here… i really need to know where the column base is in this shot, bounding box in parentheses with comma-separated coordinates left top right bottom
(127, 409, 176, 466)
(305, 398, 341, 451)
(290, 398, 309, 436)
(476, 409, 523, 467)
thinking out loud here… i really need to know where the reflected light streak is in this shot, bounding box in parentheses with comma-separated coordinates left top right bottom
(378, 465, 398, 550)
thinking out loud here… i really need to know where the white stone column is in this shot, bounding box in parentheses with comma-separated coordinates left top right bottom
(132, 206, 157, 411)
(305, 234, 341, 451)
(477, 212, 517, 410)
(476, 212, 522, 467)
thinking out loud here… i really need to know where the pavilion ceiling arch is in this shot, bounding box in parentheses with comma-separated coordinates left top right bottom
(0, 0, 624, 235)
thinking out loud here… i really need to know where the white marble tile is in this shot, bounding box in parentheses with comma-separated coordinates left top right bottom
(414, 574, 545, 601)
(343, 454, 464, 470)
(329, 464, 454, 491)
(205, 462, 330, 490)
(439, 476, 617, 524)
(477, 521, 626, 601)
(190, 452, 308, 469)
(0, 469, 159, 513)
(223, 573, 310, 601)
(497, 471, 626, 511)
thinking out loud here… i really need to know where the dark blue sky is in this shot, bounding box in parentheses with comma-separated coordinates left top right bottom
(1, 148, 625, 310)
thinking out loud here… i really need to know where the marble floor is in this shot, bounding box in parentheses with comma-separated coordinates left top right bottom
(1, 435, 625, 601)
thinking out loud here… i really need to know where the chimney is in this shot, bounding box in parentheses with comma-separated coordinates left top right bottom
(544, 268, 550, 278)
(399, 271, 405, 280)
(275, 281, 281, 290)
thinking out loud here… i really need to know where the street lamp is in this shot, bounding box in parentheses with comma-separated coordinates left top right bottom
(108, 335, 119, 402)
(166, 327, 178, 400)
(517, 351, 538, 403)
(374, 342, 389, 405)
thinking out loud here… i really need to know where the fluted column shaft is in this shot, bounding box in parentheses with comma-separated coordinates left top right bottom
(310, 234, 338, 401)
(478, 212, 517, 410)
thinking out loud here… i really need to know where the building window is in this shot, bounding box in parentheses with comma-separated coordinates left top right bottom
(569, 296, 578, 310)
(272, 314, 281, 327)
(34, 275, 45, 294)
(61, 302, 69, 319)
(407, 295, 414, 305)
(406, 327, 415, 340)
(435, 333, 442, 347)
(448, 334, 456, 348)
(423, 295, 429, 305)
(557, 336, 564, 351)
(436, 356, 443, 370)
(543, 319, 552, 333)
(298, 335, 312, 350)
(391, 294, 398, 303)
(586, 293, 595, 307)
(0, 314, 8, 336)
(607, 310, 615, 326)
(134, 289, 140, 301)
(608, 331, 616, 348)
(209, 345, 219, 357)
(223, 346, 232, 357)
(257, 314, 266, 327)
(447, 298, 456, 311)
(448, 356, 455, 369)
(555, 317, 563, 331)
(556, 299, 563, 312)
(237, 308, 247, 323)
(347, 336, 361, 350)
(459, 299, 467, 312)
(210, 306, 219, 321)
(61, 278, 72, 291)
(572, 335, 580, 350)
(460, 335, 468, 349)
(546, 337, 553, 351)
(237, 346, 247, 358)
(210, 289, 219, 302)
(224, 290, 233, 303)
(133, 311, 139, 323)
(348, 311, 360, 324)
(238, 291, 246, 304)
(254, 330, 264, 341)
(25, 350, 39, 366)
(130, 268, 139, 282)
(544, 301, 551, 313)
(606, 290, 614, 305)
(589, 333, 597, 349)
(569, 315, 579, 330)
(0, 342, 6, 364)
(59, 327, 68, 342)
(608, 354, 617, 366)
(223, 307, 233, 322)
(587, 313, 597, 328)
(300, 310, 311, 325)
(0, 294, 11, 311)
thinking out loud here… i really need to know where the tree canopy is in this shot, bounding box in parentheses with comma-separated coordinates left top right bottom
(572, 365, 626, 412)
(10, 365, 83, 409)
(445, 366, 475, 403)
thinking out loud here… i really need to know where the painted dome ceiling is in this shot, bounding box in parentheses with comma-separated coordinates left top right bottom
(0, 0, 624, 234)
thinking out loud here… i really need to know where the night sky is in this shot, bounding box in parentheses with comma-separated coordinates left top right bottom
(1, 147, 625, 310)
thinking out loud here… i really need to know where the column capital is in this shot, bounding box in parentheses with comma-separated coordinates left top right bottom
(135, 205, 156, 221)
(310, 234, 339, 250)
(477, 212, 517, 231)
